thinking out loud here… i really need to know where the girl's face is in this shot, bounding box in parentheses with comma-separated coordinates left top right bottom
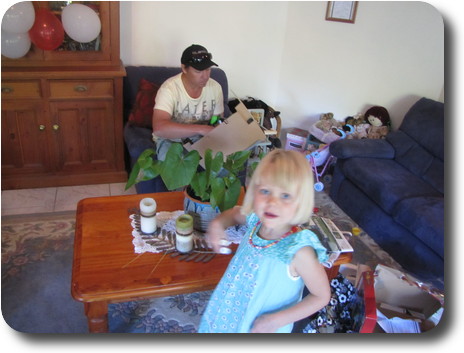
(253, 178, 299, 237)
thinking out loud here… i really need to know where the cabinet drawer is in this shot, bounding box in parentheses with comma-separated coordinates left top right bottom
(1, 80, 42, 99)
(49, 80, 113, 99)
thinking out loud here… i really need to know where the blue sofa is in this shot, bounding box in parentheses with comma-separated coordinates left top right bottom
(123, 66, 231, 194)
(329, 97, 444, 290)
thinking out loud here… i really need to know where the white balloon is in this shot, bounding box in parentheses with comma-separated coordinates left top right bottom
(62, 3, 101, 43)
(1, 1, 35, 34)
(1, 30, 31, 58)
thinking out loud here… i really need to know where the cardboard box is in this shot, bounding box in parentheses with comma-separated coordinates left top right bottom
(373, 265, 444, 333)
(184, 101, 266, 164)
(285, 128, 309, 152)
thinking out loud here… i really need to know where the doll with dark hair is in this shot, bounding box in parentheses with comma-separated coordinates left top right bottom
(364, 106, 391, 139)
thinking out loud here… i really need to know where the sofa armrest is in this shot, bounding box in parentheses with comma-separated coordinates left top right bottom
(330, 138, 395, 159)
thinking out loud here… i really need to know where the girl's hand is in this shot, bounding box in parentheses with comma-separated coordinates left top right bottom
(205, 218, 229, 253)
(250, 314, 281, 333)
(205, 206, 246, 253)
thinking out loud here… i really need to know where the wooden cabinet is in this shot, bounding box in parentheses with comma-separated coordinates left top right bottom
(2, 97, 50, 176)
(1, 2, 126, 190)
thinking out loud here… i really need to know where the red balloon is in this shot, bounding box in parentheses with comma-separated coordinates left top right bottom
(28, 8, 64, 50)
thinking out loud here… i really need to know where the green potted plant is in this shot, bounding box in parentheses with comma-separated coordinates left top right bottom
(126, 143, 250, 231)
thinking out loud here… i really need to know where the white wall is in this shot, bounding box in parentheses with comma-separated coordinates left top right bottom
(120, 1, 444, 132)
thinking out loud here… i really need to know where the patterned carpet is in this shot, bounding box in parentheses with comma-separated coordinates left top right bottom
(1, 191, 403, 333)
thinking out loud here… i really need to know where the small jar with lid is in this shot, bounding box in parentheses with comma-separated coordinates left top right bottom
(176, 214, 194, 253)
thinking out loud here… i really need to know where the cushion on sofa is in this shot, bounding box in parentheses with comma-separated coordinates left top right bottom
(387, 131, 444, 194)
(330, 138, 395, 159)
(338, 158, 442, 214)
(128, 78, 160, 128)
(392, 196, 444, 257)
(399, 97, 444, 161)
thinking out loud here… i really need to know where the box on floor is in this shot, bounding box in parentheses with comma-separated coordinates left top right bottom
(341, 264, 444, 333)
(285, 128, 309, 152)
(373, 264, 444, 333)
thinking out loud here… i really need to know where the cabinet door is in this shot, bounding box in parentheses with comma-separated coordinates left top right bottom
(1, 2, 120, 68)
(1, 100, 51, 175)
(49, 100, 117, 173)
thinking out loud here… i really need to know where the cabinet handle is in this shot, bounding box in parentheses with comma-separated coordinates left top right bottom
(39, 125, 46, 131)
(1, 86, 14, 94)
(53, 124, 60, 131)
(74, 85, 88, 92)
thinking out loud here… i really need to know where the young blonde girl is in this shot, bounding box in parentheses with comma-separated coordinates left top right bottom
(199, 149, 330, 333)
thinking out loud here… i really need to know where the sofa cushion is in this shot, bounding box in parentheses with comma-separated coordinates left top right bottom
(330, 138, 395, 159)
(339, 158, 442, 214)
(387, 131, 444, 194)
(392, 196, 444, 257)
(127, 78, 160, 128)
(399, 97, 444, 161)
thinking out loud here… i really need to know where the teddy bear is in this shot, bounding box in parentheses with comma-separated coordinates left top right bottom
(344, 113, 366, 127)
(364, 106, 391, 139)
(344, 113, 369, 139)
(314, 112, 339, 132)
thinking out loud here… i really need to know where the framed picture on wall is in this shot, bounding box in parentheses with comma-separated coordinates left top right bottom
(326, 1, 358, 24)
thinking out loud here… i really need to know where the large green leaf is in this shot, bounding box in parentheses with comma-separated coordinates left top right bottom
(126, 162, 141, 190)
(125, 149, 159, 190)
(190, 171, 208, 201)
(160, 144, 200, 190)
(222, 178, 242, 211)
(210, 177, 225, 210)
(224, 150, 251, 175)
(204, 149, 223, 189)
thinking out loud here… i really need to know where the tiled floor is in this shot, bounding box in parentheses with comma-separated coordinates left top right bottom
(1, 183, 137, 216)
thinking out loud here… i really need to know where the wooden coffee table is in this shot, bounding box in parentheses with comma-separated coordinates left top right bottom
(71, 191, 352, 333)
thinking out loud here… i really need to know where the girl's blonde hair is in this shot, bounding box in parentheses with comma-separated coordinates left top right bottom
(241, 149, 315, 225)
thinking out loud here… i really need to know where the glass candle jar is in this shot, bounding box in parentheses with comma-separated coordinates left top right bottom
(140, 197, 157, 234)
(176, 214, 194, 253)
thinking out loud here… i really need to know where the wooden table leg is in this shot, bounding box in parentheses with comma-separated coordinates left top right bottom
(325, 265, 340, 281)
(84, 301, 109, 333)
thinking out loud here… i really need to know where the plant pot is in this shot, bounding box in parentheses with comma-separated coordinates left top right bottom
(183, 188, 220, 233)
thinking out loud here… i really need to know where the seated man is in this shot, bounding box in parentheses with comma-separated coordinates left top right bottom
(152, 44, 224, 164)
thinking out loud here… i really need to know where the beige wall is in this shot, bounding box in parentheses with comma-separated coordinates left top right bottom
(120, 1, 444, 131)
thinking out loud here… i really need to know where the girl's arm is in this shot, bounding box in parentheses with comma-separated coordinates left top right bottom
(205, 206, 247, 253)
(250, 247, 331, 333)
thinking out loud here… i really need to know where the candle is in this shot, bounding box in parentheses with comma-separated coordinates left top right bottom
(140, 198, 157, 234)
(176, 214, 194, 253)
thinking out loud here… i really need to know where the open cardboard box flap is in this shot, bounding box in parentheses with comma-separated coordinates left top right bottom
(374, 264, 443, 318)
(184, 101, 266, 161)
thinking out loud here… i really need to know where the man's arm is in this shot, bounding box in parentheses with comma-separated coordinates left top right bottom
(152, 109, 214, 139)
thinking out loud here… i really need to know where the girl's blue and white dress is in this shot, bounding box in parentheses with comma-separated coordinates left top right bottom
(198, 213, 328, 333)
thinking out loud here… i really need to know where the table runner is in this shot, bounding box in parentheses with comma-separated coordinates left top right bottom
(129, 211, 247, 254)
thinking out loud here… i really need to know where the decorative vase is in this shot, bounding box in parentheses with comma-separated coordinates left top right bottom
(183, 189, 220, 233)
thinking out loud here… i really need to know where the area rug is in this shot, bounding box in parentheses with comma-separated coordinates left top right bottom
(1, 192, 403, 333)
